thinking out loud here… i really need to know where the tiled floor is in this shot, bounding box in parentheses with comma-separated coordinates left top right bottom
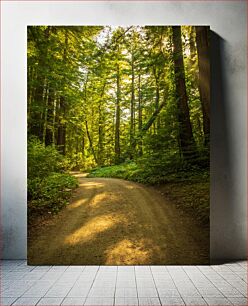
(0, 260, 247, 305)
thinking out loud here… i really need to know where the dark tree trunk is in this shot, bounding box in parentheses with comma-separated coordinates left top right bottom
(98, 81, 106, 166)
(152, 66, 162, 133)
(115, 63, 121, 164)
(172, 26, 195, 160)
(30, 78, 45, 141)
(138, 73, 143, 156)
(57, 29, 68, 155)
(155, 76, 160, 131)
(86, 121, 98, 164)
(130, 52, 135, 158)
(142, 100, 166, 133)
(82, 133, 85, 156)
(195, 26, 210, 148)
(57, 96, 66, 155)
(44, 87, 54, 146)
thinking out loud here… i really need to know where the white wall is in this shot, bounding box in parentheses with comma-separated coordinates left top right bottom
(1, 1, 247, 261)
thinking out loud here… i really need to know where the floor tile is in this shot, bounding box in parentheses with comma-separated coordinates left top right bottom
(61, 297, 86, 305)
(197, 287, 224, 297)
(228, 297, 248, 305)
(0, 297, 18, 306)
(160, 297, 185, 305)
(137, 287, 158, 298)
(88, 287, 115, 298)
(157, 288, 180, 298)
(45, 284, 73, 297)
(37, 297, 64, 305)
(138, 297, 161, 305)
(177, 288, 201, 298)
(182, 297, 207, 305)
(115, 297, 138, 305)
(115, 287, 137, 298)
(66, 266, 85, 272)
(1, 260, 247, 306)
(84, 297, 114, 305)
(203, 297, 233, 305)
(136, 279, 155, 288)
(12, 297, 41, 305)
(22, 281, 54, 297)
(67, 285, 91, 297)
(118, 266, 135, 272)
(116, 279, 136, 287)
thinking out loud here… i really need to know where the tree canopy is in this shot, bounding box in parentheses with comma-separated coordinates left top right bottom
(28, 25, 210, 172)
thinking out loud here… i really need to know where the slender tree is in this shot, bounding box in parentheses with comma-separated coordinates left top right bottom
(115, 62, 121, 164)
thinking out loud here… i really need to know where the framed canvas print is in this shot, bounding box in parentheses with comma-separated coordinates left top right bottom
(27, 25, 210, 265)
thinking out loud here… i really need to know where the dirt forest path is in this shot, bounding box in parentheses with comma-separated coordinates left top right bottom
(28, 174, 209, 265)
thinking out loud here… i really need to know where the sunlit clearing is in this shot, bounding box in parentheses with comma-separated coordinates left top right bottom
(79, 181, 104, 188)
(65, 214, 125, 245)
(73, 173, 89, 178)
(105, 239, 152, 265)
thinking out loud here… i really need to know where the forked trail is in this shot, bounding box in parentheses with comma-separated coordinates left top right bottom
(28, 173, 209, 265)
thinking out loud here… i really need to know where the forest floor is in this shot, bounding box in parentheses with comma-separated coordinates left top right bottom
(28, 173, 209, 265)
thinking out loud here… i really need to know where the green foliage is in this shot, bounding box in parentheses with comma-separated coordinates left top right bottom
(89, 162, 138, 180)
(160, 182, 209, 224)
(28, 173, 78, 214)
(28, 138, 78, 218)
(28, 137, 65, 180)
(89, 160, 209, 185)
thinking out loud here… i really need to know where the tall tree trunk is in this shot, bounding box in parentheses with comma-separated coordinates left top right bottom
(195, 26, 210, 148)
(29, 26, 51, 141)
(172, 26, 195, 160)
(57, 96, 66, 155)
(30, 77, 45, 140)
(52, 93, 57, 145)
(130, 52, 135, 158)
(138, 73, 143, 156)
(45, 87, 54, 146)
(115, 63, 121, 164)
(98, 81, 106, 166)
(82, 133, 85, 156)
(42, 81, 49, 145)
(189, 26, 196, 66)
(154, 70, 161, 131)
(57, 29, 68, 155)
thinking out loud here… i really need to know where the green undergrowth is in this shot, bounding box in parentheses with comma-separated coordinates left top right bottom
(28, 173, 78, 215)
(157, 182, 209, 225)
(28, 138, 79, 224)
(88, 161, 209, 184)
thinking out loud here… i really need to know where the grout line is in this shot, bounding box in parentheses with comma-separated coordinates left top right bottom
(182, 265, 207, 302)
(166, 267, 186, 306)
(61, 265, 86, 302)
(83, 266, 100, 305)
(195, 265, 228, 298)
(113, 266, 118, 306)
(211, 268, 247, 297)
(134, 266, 139, 305)
(149, 266, 162, 306)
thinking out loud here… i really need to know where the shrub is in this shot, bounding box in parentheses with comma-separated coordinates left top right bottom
(28, 172, 78, 214)
(28, 137, 65, 180)
(27, 137, 78, 219)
